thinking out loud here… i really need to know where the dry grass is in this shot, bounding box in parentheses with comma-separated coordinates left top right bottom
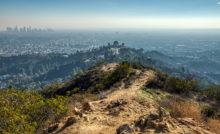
(162, 96, 220, 133)
(164, 98, 203, 121)
(207, 118, 220, 134)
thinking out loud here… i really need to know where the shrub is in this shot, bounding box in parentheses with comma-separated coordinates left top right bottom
(145, 71, 200, 95)
(70, 93, 98, 103)
(202, 105, 220, 119)
(204, 86, 220, 101)
(165, 77, 200, 94)
(129, 62, 145, 69)
(0, 88, 68, 134)
(39, 83, 64, 98)
(145, 72, 168, 89)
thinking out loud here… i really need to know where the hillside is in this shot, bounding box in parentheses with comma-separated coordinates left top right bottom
(1, 62, 220, 134)
(0, 41, 218, 90)
(40, 62, 219, 134)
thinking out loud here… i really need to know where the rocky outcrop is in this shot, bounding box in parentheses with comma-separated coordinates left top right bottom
(132, 107, 214, 134)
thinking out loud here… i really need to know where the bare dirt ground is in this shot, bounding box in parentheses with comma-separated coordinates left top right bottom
(47, 69, 215, 134)
(50, 70, 156, 134)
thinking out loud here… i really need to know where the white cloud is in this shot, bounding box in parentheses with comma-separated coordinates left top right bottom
(217, 2, 220, 5)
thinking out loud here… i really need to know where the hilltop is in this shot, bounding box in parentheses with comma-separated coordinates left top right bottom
(1, 62, 219, 134)
(42, 62, 219, 134)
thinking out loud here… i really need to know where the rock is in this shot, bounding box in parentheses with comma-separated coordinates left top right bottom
(149, 112, 159, 120)
(178, 118, 197, 126)
(109, 109, 120, 116)
(136, 116, 147, 127)
(100, 97, 107, 100)
(74, 107, 83, 117)
(93, 117, 98, 120)
(158, 107, 170, 119)
(83, 115, 89, 121)
(47, 124, 59, 133)
(147, 120, 169, 132)
(147, 103, 153, 108)
(107, 99, 128, 109)
(83, 102, 95, 111)
(116, 124, 134, 134)
(134, 107, 214, 134)
(135, 108, 171, 132)
(64, 116, 76, 127)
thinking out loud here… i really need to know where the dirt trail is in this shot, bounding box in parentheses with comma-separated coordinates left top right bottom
(51, 70, 156, 134)
(105, 70, 155, 102)
(48, 69, 214, 134)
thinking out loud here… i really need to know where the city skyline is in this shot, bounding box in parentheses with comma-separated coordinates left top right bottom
(3, 26, 53, 32)
(1, 0, 220, 30)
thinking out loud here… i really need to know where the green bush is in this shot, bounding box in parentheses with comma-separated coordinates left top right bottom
(202, 105, 220, 119)
(39, 83, 64, 98)
(204, 86, 220, 101)
(129, 62, 145, 69)
(145, 72, 200, 95)
(145, 72, 168, 89)
(0, 88, 68, 134)
(165, 77, 199, 94)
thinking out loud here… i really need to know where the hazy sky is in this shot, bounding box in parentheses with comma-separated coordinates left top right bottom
(1, 0, 220, 30)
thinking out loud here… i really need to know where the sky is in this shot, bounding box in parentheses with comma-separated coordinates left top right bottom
(0, 0, 220, 30)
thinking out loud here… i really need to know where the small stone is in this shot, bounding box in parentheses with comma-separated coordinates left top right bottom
(83, 102, 95, 111)
(137, 116, 147, 127)
(84, 115, 89, 121)
(159, 107, 170, 119)
(149, 112, 159, 120)
(74, 107, 83, 117)
(116, 124, 134, 134)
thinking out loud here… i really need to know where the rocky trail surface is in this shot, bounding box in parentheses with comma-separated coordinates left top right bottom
(45, 69, 215, 134)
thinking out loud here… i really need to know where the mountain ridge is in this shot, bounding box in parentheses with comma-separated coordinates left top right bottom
(42, 62, 217, 134)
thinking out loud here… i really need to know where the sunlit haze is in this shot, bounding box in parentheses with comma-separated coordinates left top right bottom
(1, 0, 220, 30)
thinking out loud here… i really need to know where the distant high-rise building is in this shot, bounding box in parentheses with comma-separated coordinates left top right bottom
(5, 25, 53, 32)
(23, 26, 26, 32)
(14, 26, 18, 32)
(6, 27, 13, 32)
(19, 26, 27, 32)
(27, 26, 32, 32)
(19, 27, 23, 32)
